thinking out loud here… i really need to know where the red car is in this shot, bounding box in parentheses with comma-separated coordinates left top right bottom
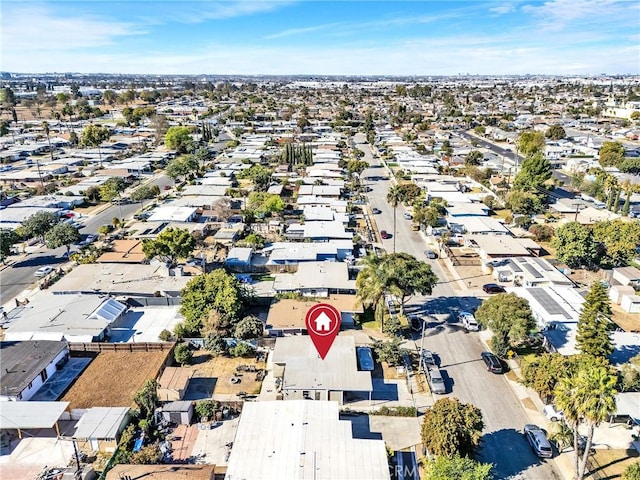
(380, 230, 391, 239)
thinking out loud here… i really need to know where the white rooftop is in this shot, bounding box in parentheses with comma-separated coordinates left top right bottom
(0, 401, 70, 430)
(74, 407, 130, 439)
(225, 400, 389, 480)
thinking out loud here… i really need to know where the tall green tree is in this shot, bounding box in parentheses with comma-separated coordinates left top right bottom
(0, 228, 19, 263)
(512, 153, 552, 195)
(475, 293, 536, 356)
(237, 164, 273, 191)
(384, 252, 438, 315)
(554, 359, 617, 480)
(179, 269, 249, 336)
(246, 192, 284, 217)
(99, 176, 126, 202)
(576, 282, 614, 358)
(80, 124, 110, 166)
(423, 455, 493, 480)
(551, 222, 597, 268)
(387, 185, 404, 253)
(598, 141, 625, 168)
(421, 398, 484, 458)
(464, 150, 484, 166)
(165, 154, 199, 181)
(44, 222, 81, 256)
(517, 130, 545, 157)
(22, 211, 59, 242)
(593, 219, 640, 268)
(134, 379, 158, 423)
(545, 125, 566, 140)
(142, 227, 196, 267)
(234, 315, 264, 339)
(165, 126, 193, 153)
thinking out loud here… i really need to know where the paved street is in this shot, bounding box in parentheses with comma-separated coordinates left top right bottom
(0, 173, 171, 304)
(356, 135, 560, 479)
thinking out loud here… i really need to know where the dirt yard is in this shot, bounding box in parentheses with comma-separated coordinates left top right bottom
(589, 448, 639, 479)
(62, 350, 169, 409)
(183, 351, 266, 396)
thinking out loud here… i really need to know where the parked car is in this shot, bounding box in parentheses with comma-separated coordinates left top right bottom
(524, 424, 553, 458)
(459, 311, 479, 331)
(481, 351, 503, 374)
(403, 212, 413, 220)
(371, 208, 381, 214)
(34, 266, 54, 278)
(482, 283, 506, 294)
(380, 230, 391, 239)
(424, 249, 438, 259)
(410, 223, 420, 231)
(409, 315, 423, 332)
(422, 350, 437, 369)
(543, 405, 564, 422)
(428, 369, 447, 394)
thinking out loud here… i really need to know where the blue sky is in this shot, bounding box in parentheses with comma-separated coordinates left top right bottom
(3, 1, 639, 75)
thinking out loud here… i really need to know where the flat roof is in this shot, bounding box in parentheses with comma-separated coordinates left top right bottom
(225, 400, 389, 480)
(49, 263, 192, 296)
(0, 340, 68, 395)
(73, 407, 129, 439)
(266, 295, 363, 330)
(0, 401, 70, 430)
(470, 235, 532, 257)
(106, 464, 216, 480)
(272, 335, 372, 392)
(4, 295, 126, 342)
(273, 262, 356, 292)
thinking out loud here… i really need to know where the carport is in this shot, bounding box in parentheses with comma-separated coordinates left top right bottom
(0, 401, 69, 439)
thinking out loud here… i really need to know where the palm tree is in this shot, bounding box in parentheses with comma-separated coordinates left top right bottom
(386, 185, 404, 253)
(356, 255, 401, 333)
(555, 360, 617, 480)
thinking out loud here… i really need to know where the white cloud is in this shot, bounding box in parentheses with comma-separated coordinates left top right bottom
(521, 0, 637, 31)
(264, 22, 344, 40)
(1, 4, 143, 52)
(4, 36, 637, 76)
(489, 4, 517, 14)
(164, 0, 295, 23)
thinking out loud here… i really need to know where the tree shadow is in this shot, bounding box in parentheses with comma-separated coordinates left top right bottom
(13, 254, 65, 268)
(477, 428, 547, 479)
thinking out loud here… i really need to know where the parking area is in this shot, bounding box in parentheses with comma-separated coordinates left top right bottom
(188, 417, 240, 466)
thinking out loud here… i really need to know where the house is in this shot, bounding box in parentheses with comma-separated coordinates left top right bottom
(73, 407, 130, 454)
(157, 367, 193, 402)
(3, 295, 127, 342)
(284, 221, 353, 242)
(489, 257, 574, 287)
(225, 401, 390, 480)
(467, 235, 535, 261)
(146, 206, 198, 223)
(262, 241, 353, 269)
(50, 263, 193, 297)
(265, 295, 363, 336)
(272, 261, 356, 296)
(271, 335, 372, 404)
(612, 267, 640, 288)
(96, 239, 146, 263)
(621, 295, 640, 314)
(0, 340, 69, 401)
(225, 247, 253, 272)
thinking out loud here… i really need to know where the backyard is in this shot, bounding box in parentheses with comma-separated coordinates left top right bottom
(61, 350, 170, 409)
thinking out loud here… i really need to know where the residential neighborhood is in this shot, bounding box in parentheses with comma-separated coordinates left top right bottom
(1, 73, 639, 480)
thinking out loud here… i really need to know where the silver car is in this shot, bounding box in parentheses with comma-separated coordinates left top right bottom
(524, 424, 553, 458)
(429, 369, 447, 394)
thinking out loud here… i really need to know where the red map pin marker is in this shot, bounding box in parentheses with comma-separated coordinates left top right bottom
(305, 303, 341, 360)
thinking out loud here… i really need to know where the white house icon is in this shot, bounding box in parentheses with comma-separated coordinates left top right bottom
(314, 312, 332, 332)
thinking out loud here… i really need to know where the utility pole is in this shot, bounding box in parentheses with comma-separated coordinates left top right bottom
(574, 203, 580, 222)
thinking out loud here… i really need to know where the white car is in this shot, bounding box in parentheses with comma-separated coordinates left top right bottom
(459, 311, 479, 331)
(543, 405, 564, 422)
(34, 266, 54, 278)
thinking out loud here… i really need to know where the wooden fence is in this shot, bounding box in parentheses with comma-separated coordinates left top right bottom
(69, 342, 176, 353)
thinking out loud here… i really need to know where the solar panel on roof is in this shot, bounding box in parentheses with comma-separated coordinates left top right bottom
(532, 257, 554, 271)
(508, 259, 523, 272)
(522, 262, 543, 279)
(529, 288, 572, 319)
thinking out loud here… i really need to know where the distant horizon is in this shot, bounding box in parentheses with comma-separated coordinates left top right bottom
(3, 1, 639, 76)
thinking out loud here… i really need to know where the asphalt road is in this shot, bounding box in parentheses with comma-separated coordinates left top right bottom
(356, 134, 559, 479)
(0, 173, 172, 304)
